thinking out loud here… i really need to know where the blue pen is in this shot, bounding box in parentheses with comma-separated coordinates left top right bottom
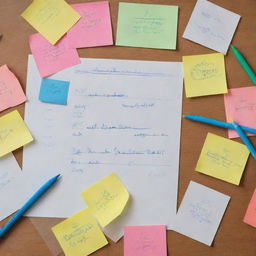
(184, 115, 256, 134)
(232, 121, 256, 160)
(0, 174, 60, 238)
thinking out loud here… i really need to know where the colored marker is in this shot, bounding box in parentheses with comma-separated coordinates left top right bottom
(232, 121, 256, 160)
(184, 115, 256, 134)
(0, 174, 61, 238)
(231, 45, 256, 85)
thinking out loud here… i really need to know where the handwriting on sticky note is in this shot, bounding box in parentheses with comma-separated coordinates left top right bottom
(183, 0, 240, 54)
(124, 225, 167, 256)
(29, 33, 81, 77)
(116, 3, 178, 50)
(183, 53, 227, 98)
(196, 133, 249, 185)
(39, 78, 70, 105)
(21, 0, 80, 45)
(67, 2, 113, 48)
(172, 181, 230, 246)
(224, 87, 256, 138)
(81, 173, 129, 227)
(0, 110, 33, 157)
(52, 208, 108, 256)
(0, 65, 26, 112)
(243, 188, 256, 228)
(0, 154, 22, 192)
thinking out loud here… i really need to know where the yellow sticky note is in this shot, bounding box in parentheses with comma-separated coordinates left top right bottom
(52, 208, 108, 256)
(81, 173, 129, 227)
(182, 53, 227, 98)
(0, 110, 33, 157)
(196, 133, 249, 185)
(21, 0, 80, 45)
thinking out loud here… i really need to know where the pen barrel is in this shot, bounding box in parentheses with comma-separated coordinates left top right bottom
(232, 46, 256, 85)
(0, 175, 59, 238)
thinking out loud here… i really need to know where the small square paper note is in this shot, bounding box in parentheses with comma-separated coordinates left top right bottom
(196, 133, 249, 185)
(183, 0, 240, 54)
(116, 2, 178, 50)
(173, 181, 230, 246)
(39, 78, 70, 105)
(183, 53, 227, 97)
(124, 225, 167, 256)
(224, 87, 256, 138)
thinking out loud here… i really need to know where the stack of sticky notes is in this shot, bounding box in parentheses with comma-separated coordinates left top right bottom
(22, 0, 114, 78)
(52, 173, 129, 256)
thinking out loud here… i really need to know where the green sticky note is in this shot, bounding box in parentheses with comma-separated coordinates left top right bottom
(116, 3, 178, 50)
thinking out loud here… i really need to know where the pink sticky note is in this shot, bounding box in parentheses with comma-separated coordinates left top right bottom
(29, 33, 81, 78)
(0, 65, 26, 112)
(124, 225, 167, 256)
(66, 1, 113, 49)
(224, 87, 256, 138)
(243, 188, 256, 228)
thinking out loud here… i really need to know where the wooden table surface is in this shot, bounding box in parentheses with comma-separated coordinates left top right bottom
(0, 0, 256, 255)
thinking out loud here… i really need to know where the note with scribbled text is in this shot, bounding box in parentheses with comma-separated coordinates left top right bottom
(196, 133, 249, 185)
(173, 181, 230, 246)
(183, 53, 227, 97)
(183, 0, 240, 54)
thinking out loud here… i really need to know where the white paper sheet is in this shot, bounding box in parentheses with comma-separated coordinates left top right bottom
(23, 55, 183, 241)
(172, 181, 230, 246)
(0, 153, 23, 220)
(183, 0, 240, 54)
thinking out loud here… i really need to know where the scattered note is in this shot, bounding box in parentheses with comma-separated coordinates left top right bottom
(195, 133, 249, 185)
(116, 2, 178, 50)
(183, 0, 240, 54)
(21, 0, 80, 45)
(52, 208, 108, 256)
(124, 225, 167, 256)
(224, 87, 256, 138)
(39, 78, 70, 105)
(243, 188, 256, 228)
(29, 33, 81, 77)
(173, 181, 230, 246)
(67, 1, 113, 49)
(0, 153, 23, 221)
(182, 53, 227, 97)
(81, 173, 129, 227)
(0, 110, 33, 157)
(0, 65, 26, 112)
(0, 153, 21, 192)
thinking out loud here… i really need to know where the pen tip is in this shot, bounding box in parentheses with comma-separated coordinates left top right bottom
(56, 174, 61, 179)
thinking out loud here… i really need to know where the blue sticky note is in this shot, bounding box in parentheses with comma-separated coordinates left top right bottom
(39, 78, 70, 105)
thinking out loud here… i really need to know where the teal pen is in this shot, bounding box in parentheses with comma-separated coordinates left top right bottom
(184, 115, 256, 134)
(0, 174, 60, 238)
(231, 45, 256, 85)
(232, 121, 256, 160)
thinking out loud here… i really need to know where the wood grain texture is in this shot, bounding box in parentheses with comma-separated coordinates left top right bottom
(0, 0, 256, 255)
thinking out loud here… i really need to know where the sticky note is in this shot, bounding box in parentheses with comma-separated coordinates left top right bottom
(81, 173, 129, 227)
(0, 110, 33, 157)
(52, 208, 108, 256)
(29, 33, 81, 77)
(0, 65, 26, 112)
(243, 188, 256, 228)
(173, 181, 230, 246)
(67, 1, 113, 49)
(39, 78, 70, 105)
(116, 3, 178, 50)
(124, 225, 167, 256)
(224, 87, 256, 138)
(183, 0, 240, 54)
(182, 53, 227, 98)
(21, 0, 80, 45)
(196, 133, 249, 185)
